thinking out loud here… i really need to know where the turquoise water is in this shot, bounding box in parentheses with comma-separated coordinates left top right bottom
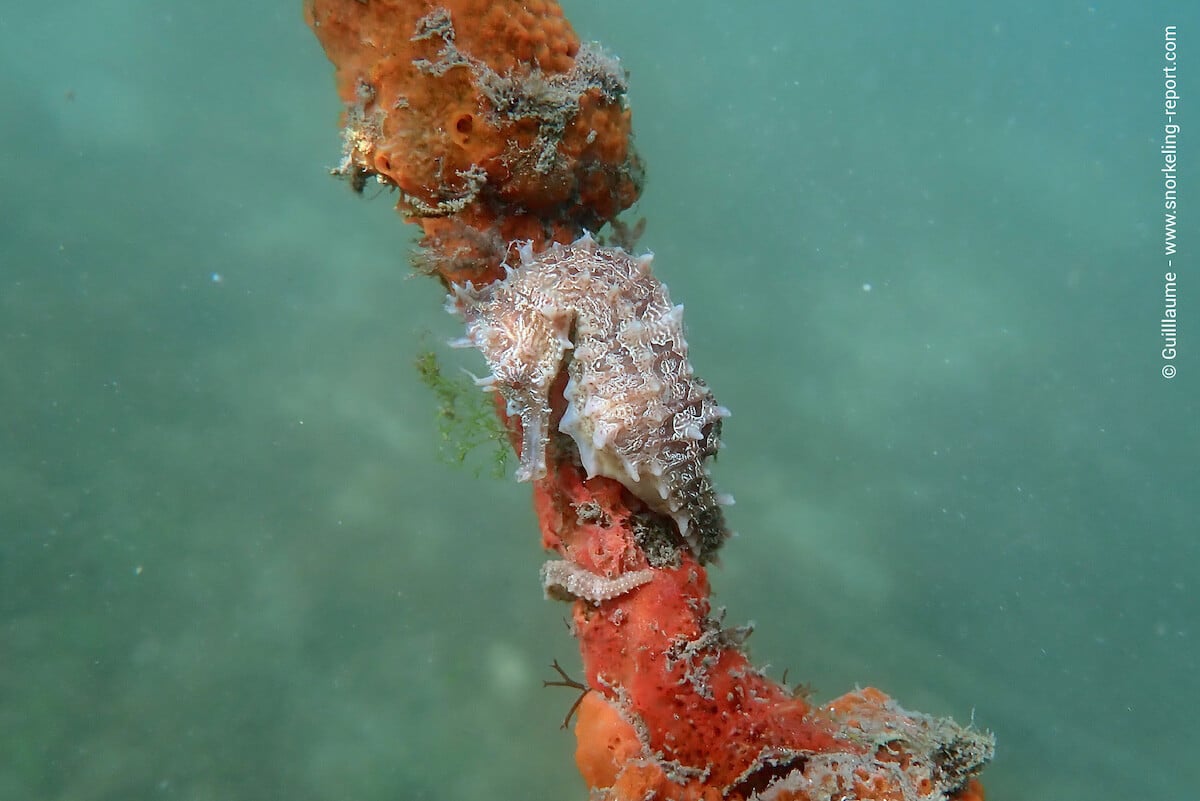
(2, 1, 1195, 799)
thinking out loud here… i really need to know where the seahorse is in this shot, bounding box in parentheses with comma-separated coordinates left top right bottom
(447, 233, 733, 561)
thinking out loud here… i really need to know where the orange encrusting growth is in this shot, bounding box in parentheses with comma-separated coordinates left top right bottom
(305, 0, 642, 285)
(574, 690, 988, 801)
(533, 425, 991, 800)
(306, 2, 994, 799)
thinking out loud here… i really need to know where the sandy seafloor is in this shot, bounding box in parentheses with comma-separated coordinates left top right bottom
(1, 1, 1196, 799)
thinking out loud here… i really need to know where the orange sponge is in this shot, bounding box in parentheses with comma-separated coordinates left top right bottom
(305, 4, 993, 799)
(306, 0, 642, 284)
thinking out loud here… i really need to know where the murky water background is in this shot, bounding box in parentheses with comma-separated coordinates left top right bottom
(2, 2, 1196, 798)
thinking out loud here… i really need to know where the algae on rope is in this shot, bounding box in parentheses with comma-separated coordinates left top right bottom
(415, 348, 510, 477)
